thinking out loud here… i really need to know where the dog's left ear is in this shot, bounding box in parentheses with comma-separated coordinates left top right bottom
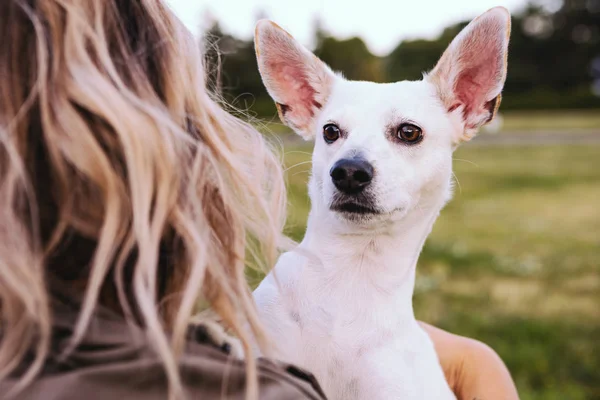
(428, 7, 511, 142)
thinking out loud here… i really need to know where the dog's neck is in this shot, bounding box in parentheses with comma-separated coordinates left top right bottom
(299, 196, 444, 320)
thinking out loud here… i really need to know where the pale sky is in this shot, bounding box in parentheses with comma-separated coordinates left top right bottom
(166, 0, 532, 56)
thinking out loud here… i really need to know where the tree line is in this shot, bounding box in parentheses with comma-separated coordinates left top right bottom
(204, 0, 600, 117)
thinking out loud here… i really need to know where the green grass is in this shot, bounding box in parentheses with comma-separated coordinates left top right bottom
(270, 142, 600, 400)
(500, 110, 600, 132)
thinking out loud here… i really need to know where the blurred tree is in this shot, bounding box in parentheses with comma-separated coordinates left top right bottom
(202, 0, 600, 117)
(203, 22, 275, 116)
(312, 16, 328, 50)
(385, 1, 600, 109)
(314, 36, 384, 82)
(503, 0, 600, 108)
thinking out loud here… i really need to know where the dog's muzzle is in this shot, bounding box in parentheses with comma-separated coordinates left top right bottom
(329, 157, 379, 215)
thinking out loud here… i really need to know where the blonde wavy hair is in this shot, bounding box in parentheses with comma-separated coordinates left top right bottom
(0, 0, 286, 398)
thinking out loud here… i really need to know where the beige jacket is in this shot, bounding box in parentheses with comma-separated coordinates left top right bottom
(0, 304, 326, 400)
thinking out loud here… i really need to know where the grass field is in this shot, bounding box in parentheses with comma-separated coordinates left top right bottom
(267, 141, 600, 400)
(499, 110, 600, 132)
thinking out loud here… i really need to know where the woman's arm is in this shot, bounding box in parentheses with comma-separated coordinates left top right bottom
(419, 322, 519, 400)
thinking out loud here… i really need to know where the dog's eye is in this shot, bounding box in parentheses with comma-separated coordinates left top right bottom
(397, 124, 423, 144)
(323, 124, 341, 144)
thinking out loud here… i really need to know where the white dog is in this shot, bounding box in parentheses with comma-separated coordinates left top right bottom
(253, 7, 510, 400)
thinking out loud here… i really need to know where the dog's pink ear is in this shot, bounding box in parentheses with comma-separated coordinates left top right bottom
(255, 20, 335, 139)
(428, 7, 510, 142)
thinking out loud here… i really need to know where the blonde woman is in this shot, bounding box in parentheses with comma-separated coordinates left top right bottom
(0, 1, 517, 399)
(0, 0, 322, 398)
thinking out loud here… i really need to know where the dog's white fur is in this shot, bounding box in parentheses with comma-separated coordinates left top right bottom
(253, 8, 510, 400)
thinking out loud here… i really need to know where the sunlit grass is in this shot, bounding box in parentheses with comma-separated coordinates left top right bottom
(500, 110, 600, 131)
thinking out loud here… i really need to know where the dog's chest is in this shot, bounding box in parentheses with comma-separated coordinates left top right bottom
(264, 282, 445, 399)
(254, 253, 455, 400)
(288, 311, 452, 400)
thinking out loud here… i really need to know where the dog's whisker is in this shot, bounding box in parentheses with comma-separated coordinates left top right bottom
(452, 171, 462, 194)
(291, 169, 311, 177)
(453, 158, 479, 167)
(285, 150, 313, 156)
(285, 160, 313, 172)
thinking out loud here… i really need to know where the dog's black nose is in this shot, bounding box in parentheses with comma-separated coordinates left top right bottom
(330, 158, 374, 194)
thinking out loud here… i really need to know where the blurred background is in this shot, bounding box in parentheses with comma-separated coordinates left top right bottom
(170, 1, 599, 399)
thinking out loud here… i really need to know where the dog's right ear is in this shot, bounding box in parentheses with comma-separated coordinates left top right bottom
(255, 20, 335, 139)
(427, 7, 510, 143)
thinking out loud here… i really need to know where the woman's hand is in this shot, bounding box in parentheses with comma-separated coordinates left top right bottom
(419, 322, 519, 400)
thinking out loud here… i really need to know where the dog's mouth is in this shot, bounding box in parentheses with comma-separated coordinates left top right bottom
(329, 191, 381, 218)
(331, 202, 379, 215)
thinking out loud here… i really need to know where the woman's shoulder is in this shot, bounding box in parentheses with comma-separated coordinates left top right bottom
(1, 309, 326, 400)
(2, 344, 325, 400)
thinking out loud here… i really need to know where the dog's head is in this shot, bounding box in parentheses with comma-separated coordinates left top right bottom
(255, 8, 510, 228)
